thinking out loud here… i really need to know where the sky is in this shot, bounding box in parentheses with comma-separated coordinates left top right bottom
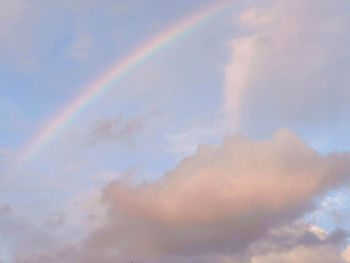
(1, 0, 350, 262)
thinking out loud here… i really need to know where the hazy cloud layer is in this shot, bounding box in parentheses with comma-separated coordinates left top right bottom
(224, 0, 350, 136)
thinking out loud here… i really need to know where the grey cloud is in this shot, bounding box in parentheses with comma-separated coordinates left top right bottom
(83, 115, 143, 146)
(0, 210, 58, 263)
(247, 223, 348, 263)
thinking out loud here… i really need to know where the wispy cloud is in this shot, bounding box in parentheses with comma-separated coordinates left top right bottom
(82, 115, 143, 146)
(224, 0, 350, 137)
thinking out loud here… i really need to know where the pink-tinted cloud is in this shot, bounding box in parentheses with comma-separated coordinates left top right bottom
(224, 0, 350, 134)
(17, 129, 350, 262)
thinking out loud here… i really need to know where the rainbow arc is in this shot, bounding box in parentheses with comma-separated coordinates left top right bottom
(21, 1, 234, 162)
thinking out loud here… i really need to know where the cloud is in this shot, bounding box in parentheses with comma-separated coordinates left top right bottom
(0, 0, 128, 69)
(16, 225, 350, 263)
(0, 203, 11, 215)
(65, 34, 94, 60)
(248, 223, 349, 263)
(44, 213, 65, 229)
(81, 115, 143, 146)
(0, 0, 48, 69)
(17, 129, 350, 262)
(224, 0, 350, 135)
(0, 206, 59, 262)
(0, 149, 12, 156)
(251, 245, 345, 263)
(0, 0, 27, 45)
(224, 34, 260, 128)
(342, 246, 350, 262)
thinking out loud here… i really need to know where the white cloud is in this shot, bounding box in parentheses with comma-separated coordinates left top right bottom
(224, 34, 261, 129)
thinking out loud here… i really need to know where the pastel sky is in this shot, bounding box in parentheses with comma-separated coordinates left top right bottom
(1, 0, 350, 262)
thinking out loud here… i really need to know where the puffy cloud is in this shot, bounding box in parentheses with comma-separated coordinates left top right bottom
(342, 246, 350, 262)
(18, 129, 350, 262)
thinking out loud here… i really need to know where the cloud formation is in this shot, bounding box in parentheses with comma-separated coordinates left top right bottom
(5, 0, 350, 262)
(224, 0, 350, 135)
(17, 129, 350, 262)
(248, 223, 349, 263)
(82, 115, 143, 146)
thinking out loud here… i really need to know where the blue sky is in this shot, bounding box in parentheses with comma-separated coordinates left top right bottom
(1, 0, 350, 262)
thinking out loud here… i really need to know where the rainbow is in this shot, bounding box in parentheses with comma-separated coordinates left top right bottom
(21, 1, 234, 162)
